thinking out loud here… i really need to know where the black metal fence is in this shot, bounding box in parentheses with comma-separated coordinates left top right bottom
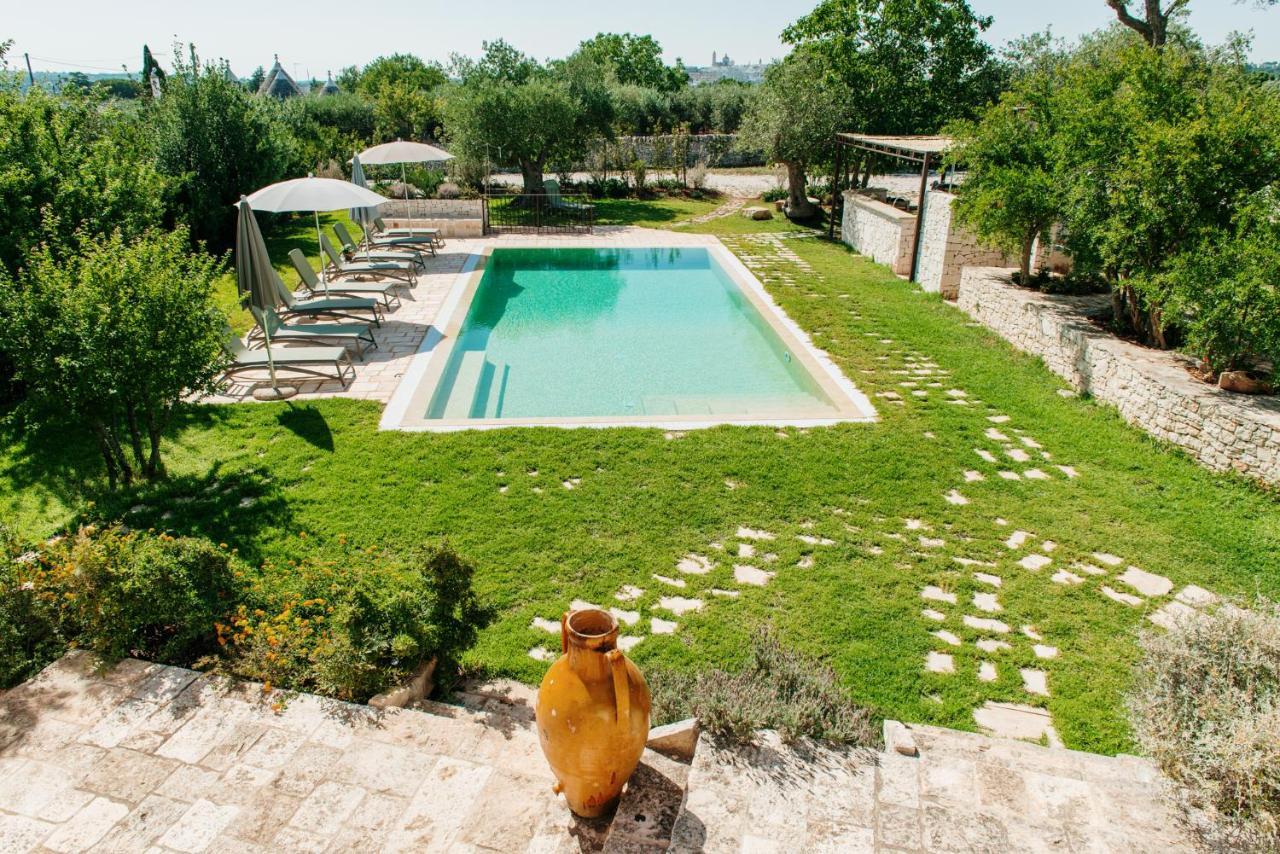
(483, 194, 596, 234)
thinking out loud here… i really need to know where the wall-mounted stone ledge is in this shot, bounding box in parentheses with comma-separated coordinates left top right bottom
(958, 267, 1280, 486)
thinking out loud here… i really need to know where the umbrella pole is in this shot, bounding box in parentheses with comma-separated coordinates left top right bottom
(314, 211, 329, 297)
(262, 323, 279, 391)
(402, 162, 411, 233)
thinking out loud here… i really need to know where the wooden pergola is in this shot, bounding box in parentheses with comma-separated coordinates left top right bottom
(827, 134, 954, 283)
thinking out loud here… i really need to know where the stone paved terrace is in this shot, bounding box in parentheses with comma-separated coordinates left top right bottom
(208, 228, 724, 405)
(0, 652, 1198, 853)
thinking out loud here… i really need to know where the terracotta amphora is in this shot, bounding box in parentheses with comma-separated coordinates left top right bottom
(535, 608, 651, 817)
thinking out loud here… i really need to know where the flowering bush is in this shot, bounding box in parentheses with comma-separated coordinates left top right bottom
(0, 525, 241, 685)
(208, 541, 489, 702)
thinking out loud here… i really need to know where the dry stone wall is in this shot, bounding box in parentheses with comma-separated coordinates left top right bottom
(840, 192, 917, 277)
(916, 191, 1012, 299)
(958, 267, 1280, 485)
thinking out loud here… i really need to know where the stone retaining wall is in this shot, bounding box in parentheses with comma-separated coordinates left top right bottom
(381, 199, 484, 238)
(958, 267, 1280, 484)
(840, 192, 917, 277)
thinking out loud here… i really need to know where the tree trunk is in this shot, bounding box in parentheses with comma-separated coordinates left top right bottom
(92, 421, 132, 488)
(785, 162, 818, 220)
(1106, 0, 1178, 48)
(520, 159, 545, 195)
(125, 405, 146, 474)
(1020, 229, 1037, 285)
(144, 411, 167, 481)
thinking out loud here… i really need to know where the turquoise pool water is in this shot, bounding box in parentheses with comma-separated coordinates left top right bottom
(424, 248, 841, 421)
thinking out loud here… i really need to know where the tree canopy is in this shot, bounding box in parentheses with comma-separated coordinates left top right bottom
(572, 33, 688, 92)
(444, 42, 613, 193)
(782, 0, 1003, 134)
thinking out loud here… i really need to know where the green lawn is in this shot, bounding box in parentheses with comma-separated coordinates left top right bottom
(3, 206, 1277, 755)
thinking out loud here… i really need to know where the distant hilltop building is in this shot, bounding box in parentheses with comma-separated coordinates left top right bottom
(688, 52, 770, 85)
(258, 55, 302, 98)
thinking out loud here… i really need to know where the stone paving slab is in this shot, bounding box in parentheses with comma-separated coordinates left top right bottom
(668, 723, 1196, 853)
(0, 652, 667, 853)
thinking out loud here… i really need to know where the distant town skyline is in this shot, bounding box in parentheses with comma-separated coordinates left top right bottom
(7, 0, 1278, 77)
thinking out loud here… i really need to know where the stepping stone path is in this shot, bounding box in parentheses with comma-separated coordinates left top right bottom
(734, 565, 774, 586)
(1018, 554, 1052, 571)
(1118, 566, 1173, 597)
(926, 652, 955, 674)
(677, 554, 713, 575)
(658, 597, 704, 616)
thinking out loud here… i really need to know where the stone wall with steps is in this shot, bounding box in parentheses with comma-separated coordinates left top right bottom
(957, 266, 1280, 486)
(2, 653, 1201, 853)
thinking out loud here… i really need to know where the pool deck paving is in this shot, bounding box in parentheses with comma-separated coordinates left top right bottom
(0, 652, 1198, 853)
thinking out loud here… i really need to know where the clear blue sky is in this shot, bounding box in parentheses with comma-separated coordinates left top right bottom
(8, 0, 1278, 77)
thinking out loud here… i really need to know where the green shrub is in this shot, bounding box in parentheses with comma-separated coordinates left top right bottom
(0, 525, 242, 686)
(210, 542, 489, 702)
(1129, 598, 1280, 848)
(649, 627, 876, 746)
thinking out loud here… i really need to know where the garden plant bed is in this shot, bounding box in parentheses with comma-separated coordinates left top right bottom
(2, 212, 1278, 756)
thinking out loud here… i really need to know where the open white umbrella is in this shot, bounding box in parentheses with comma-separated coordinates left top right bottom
(355, 140, 453, 233)
(244, 175, 387, 294)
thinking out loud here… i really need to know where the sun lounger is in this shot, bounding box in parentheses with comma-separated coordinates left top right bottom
(271, 267, 384, 325)
(221, 329, 355, 388)
(320, 234, 416, 286)
(289, 250, 403, 310)
(249, 307, 376, 358)
(332, 223, 427, 265)
(373, 216, 441, 248)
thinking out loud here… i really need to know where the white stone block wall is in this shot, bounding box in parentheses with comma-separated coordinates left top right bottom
(958, 267, 1280, 485)
(916, 192, 1014, 299)
(840, 192, 917, 277)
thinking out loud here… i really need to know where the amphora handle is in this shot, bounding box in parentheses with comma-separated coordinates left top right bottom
(607, 649, 630, 730)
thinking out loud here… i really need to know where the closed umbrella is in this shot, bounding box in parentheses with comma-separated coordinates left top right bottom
(348, 154, 378, 260)
(245, 175, 387, 294)
(356, 140, 453, 233)
(234, 197, 295, 401)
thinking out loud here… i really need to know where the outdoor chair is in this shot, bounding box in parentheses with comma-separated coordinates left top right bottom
(271, 268, 384, 326)
(372, 216, 442, 249)
(320, 234, 417, 286)
(249, 307, 376, 358)
(290, 250, 404, 310)
(221, 328, 355, 388)
(332, 223, 428, 267)
(544, 179, 595, 213)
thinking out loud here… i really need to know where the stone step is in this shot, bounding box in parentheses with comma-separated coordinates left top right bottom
(667, 722, 1193, 852)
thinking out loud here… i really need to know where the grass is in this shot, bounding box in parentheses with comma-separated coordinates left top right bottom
(591, 195, 721, 228)
(3, 204, 1278, 755)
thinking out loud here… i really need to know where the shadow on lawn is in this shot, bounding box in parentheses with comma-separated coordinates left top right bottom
(276, 404, 334, 452)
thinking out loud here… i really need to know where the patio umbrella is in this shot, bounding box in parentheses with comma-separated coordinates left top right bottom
(234, 197, 295, 401)
(244, 175, 387, 295)
(356, 140, 454, 233)
(348, 154, 378, 260)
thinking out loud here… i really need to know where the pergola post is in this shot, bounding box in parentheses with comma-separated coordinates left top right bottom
(828, 139, 845, 240)
(908, 152, 932, 284)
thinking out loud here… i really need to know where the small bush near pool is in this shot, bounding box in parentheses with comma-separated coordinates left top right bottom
(205, 541, 490, 702)
(1128, 598, 1280, 848)
(0, 525, 240, 685)
(649, 626, 876, 747)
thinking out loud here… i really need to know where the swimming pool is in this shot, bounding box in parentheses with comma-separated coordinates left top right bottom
(384, 243, 875, 430)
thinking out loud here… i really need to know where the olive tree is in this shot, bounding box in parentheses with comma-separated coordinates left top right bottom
(443, 41, 612, 195)
(737, 51, 848, 219)
(0, 229, 227, 487)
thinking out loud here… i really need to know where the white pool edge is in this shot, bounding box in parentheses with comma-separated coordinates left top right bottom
(380, 238, 878, 432)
